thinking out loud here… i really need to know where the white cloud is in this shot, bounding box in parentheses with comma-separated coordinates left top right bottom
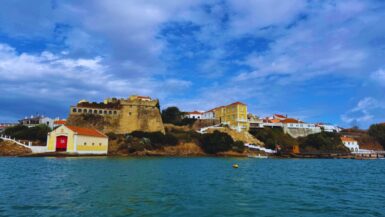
(0, 43, 191, 103)
(341, 97, 385, 127)
(371, 69, 385, 85)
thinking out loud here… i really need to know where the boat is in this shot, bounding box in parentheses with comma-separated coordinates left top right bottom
(232, 164, 239, 168)
(248, 154, 268, 159)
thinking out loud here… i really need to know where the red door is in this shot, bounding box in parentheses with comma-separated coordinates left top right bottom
(56, 136, 68, 152)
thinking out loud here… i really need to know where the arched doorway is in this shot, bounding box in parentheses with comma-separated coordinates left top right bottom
(56, 136, 68, 152)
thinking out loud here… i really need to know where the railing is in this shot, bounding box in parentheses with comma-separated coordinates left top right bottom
(0, 135, 48, 153)
(352, 149, 385, 154)
(245, 143, 277, 154)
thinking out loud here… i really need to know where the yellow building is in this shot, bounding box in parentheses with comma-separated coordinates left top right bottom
(47, 125, 108, 154)
(212, 102, 249, 131)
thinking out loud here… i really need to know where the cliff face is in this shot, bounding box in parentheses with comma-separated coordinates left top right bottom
(67, 102, 165, 134)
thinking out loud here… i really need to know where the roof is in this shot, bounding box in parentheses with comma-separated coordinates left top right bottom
(65, 126, 107, 138)
(341, 136, 357, 142)
(54, 120, 66, 125)
(281, 118, 303, 123)
(274, 114, 287, 118)
(228, 101, 246, 106)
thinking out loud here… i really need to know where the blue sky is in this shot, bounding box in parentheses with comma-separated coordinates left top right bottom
(0, 0, 385, 128)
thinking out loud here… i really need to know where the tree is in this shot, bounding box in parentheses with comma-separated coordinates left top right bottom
(199, 130, 234, 154)
(161, 106, 196, 126)
(368, 124, 385, 149)
(249, 127, 298, 151)
(3, 124, 50, 142)
(298, 132, 348, 153)
(161, 107, 183, 124)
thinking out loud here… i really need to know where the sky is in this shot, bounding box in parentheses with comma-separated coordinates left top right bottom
(0, 0, 384, 129)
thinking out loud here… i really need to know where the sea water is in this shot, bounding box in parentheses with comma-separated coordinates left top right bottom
(0, 157, 384, 217)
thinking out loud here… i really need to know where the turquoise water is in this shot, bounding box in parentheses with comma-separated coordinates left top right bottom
(0, 158, 384, 217)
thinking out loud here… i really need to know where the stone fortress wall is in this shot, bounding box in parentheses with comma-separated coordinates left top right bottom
(67, 96, 165, 134)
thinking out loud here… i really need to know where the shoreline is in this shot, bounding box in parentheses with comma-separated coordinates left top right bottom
(3, 152, 382, 160)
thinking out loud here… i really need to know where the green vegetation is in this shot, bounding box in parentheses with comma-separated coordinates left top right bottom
(198, 130, 244, 154)
(232, 140, 246, 153)
(249, 127, 298, 151)
(161, 106, 196, 126)
(3, 124, 51, 142)
(298, 132, 348, 153)
(130, 131, 178, 147)
(368, 124, 385, 149)
(117, 131, 180, 153)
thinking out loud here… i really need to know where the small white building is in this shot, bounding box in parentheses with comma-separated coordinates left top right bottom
(184, 111, 203, 119)
(341, 136, 359, 152)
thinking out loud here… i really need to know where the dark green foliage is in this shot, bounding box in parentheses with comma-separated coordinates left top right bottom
(106, 132, 118, 140)
(161, 106, 196, 126)
(368, 124, 385, 149)
(162, 107, 183, 124)
(3, 124, 51, 142)
(199, 130, 234, 154)
(298, 132, 348, 153)
(119, 137, 152, 153)
(130, 131, 179, 147)
(249, 127, 298, 151)
(232, 140, 245, 153)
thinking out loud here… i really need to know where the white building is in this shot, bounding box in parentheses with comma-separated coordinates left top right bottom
(341, 136, 359, 152)
(184, 111, 203, 119)
(19, 115, 63, 129)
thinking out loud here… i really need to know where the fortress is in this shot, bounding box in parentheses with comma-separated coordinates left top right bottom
(66, 95, 165, 134)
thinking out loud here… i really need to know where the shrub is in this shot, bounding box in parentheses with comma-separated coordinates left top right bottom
(249, 127, 298, 151)
(232, 140, 245, 153)
(106, 132, 118, 140)
(298, 132, 348, 153)
(199, 130, 234, 154)
(129, 131, 179, 147)
(368, 124, 385, 149)
(4, 124, 50, 142)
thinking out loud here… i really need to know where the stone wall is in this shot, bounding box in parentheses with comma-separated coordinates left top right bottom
(67, 98, 165, 134)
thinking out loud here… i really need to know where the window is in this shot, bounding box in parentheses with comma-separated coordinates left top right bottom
(78, 109, 82, 113)
(99, 110, 103, 114)
(92, 143, 95, 146)
(128, 112, 132, 115)
(104, 110, 107, 114)
(72, 108, 77, 112)
(84, 142, 87, 145)
(109, 111, 112, 114)
(94, 110, 97, 114)
(88, 110, 92, 114)
(113, 111, 117, 115)
(99, 143, 102, 146)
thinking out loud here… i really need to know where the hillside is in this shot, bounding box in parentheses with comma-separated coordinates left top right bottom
(0, 140, 32, 156)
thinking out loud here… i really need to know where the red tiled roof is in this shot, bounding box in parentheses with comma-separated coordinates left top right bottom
(341, 136, 357, 142)
(274, 114, 287, 118)
(228, 101, 246, 106)
(54, 120, 66, 125)
(66, 126, 107, 138)
(281, 118, 302, 123)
